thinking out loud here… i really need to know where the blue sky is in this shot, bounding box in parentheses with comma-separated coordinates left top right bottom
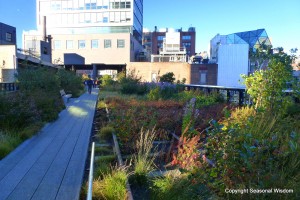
(1, 0, 299, 54)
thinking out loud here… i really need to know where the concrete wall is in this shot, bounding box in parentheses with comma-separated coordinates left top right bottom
(50, 33, 143, 65)
(127, 62, 218, 85)
(127, 62, 192, 83)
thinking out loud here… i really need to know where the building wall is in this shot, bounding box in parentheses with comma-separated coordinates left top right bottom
(217, 44, 249, 88)
(0, 45, 17, 82)
(0, 22, 16, 45)
(148, 28, 196, 57)
(50, 33, 142, 64)
(190, 64, 218, 85)
(127, 62, 192, 83)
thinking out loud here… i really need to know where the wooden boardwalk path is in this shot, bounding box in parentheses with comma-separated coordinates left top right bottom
(0, 88, 99, 200)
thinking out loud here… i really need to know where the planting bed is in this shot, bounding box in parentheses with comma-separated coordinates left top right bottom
(81, 91, 243, 199)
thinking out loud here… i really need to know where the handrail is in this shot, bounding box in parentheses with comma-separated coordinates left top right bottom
(87, 142, 95, 200)
(183, 84, 248, 105)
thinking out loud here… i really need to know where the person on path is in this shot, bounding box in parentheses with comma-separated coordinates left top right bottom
(87, 78, 93, 94)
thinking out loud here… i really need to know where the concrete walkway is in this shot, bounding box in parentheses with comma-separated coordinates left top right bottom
(0, 88, 99, 200)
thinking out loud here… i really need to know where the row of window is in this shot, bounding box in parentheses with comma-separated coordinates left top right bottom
(45, 11, 131, 25)
(53, 39, 125, 50)
(157, 35, 192, 41)
(42, 1, 131, 11)
(156, 42, 191, 48)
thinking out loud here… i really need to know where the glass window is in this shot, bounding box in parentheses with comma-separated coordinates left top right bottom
(115, 12, 120, 22)
(91, 40, 99, 48)
(104, 39, 111, 48)
(68, 14, 73, 24)
(79, 13, 84, 23)
(85, 13, 91, 23)
(54, 40, 61, 49)
(126, 1, 131, 8)
(78, 40, 86, 49)
(62, 14, 68, 24)
(103, 0, 109, 9)
(110, 12, 115, 22)
(51, 1, 61, 11)
(66, 40, 73, 49)
(117, 39, 125, 48)
(97, 13, 103, 22)
(183, 42, 191, 47)
(157, 36, 165, 41)
(182, 35, 191, 40)
(6, 33, 12, 42)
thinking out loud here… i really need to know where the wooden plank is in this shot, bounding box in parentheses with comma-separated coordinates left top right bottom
(56, 93, 98, 200)
(0, 88, 99, 200)
(0, 109, 71, 180)
(6, 116, 82, 200)
(0, 111, 78, 200)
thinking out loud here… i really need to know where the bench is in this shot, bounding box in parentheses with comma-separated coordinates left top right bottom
(60, 89, 72, 103)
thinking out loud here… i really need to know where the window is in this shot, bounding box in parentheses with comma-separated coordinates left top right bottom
(200, 72, 207, 84)
(182, 35, 191, 40)
(91, 40, 99, 48)
(117, 39, 125, 48)
(157, 36, 165, 41)
(54, 40, 61, 49)
(66, 40, 73, 49)
(183, 42, 191, 47)
(6, 33, 12, 42)
(78, 40, 86, 49)
(104, 39, 111, 48)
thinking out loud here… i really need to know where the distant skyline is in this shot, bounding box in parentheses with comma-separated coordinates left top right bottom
(0, 0, 299, 54)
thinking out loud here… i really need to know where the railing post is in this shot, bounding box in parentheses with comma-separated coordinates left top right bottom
(226, 89, 230, 103)
(239, 90, 244, 105)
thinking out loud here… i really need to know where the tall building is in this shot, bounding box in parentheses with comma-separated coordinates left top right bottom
(143, 27, 196, 61)
(210, 29, 271, 62)
(24, 0, 143, 65)
(209, 29, 272, 88)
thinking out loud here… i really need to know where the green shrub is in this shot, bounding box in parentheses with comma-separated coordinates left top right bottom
(0, 132, 22, 159)
(92, 166, 128, 200)
(159, 72, 175, 83)
(150, 172, 211, 200)
(56, 69, 84, 97)
(100, 74, 115, 87)
(94, 146, 113, 156)
(130, 128, 157, 186)
(147, 87, 160, 100)
(0, 92, 40, 131)
(201, 109, 300, 198)
(97, 126, 114, 140)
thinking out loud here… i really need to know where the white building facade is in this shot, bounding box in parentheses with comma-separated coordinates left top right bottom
(24, 0, 143, 65)
(217, 44, 249, 88)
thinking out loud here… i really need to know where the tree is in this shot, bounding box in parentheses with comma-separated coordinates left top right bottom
(242, 49, 297, 112)
(159, 72, 175, 83)
(249, 43, 273, 71)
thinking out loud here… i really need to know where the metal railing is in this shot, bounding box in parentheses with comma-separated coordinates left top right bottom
(87, 142, 95, 200)
(184, 84, 248, 105)
(0, 82, 18, 92)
